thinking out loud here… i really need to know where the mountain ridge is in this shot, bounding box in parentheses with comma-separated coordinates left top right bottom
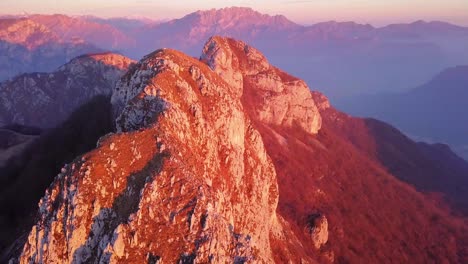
(6, 36, 467, 263)
(0, 52, 135, 128)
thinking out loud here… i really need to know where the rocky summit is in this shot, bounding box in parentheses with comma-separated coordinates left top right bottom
(11, 37, 468, 263)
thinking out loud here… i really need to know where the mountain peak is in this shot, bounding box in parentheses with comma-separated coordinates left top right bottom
(184, 7, 298, 29)
(196, 6, 271, 18)
(382, 20, 467, 33)
(0, 53, 134, 128)
(0, 18, 59, 48)
(201, 36, 322, 134)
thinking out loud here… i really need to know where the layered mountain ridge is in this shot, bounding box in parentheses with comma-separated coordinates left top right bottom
(0, 17, 105, 82)
(0, 52, 135, 128)
(10, 36, 468, 263)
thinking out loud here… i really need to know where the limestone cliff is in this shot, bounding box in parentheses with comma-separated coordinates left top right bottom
(201, 36, 322, 134)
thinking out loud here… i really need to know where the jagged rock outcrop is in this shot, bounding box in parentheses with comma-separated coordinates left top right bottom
(0, 53, 134, 128)
(17, 40, 316, 263)
(305, 213, 329, 249)
(201, 36, 322, 134)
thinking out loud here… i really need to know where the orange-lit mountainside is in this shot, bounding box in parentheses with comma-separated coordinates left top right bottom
(2, 37, 467, 263)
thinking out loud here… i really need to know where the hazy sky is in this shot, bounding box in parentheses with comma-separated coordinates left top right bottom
(1, 0, 468, 26)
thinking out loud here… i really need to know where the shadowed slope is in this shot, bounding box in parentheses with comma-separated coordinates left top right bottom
(0, 53, 134, 128)
(0, 95, 115, 260)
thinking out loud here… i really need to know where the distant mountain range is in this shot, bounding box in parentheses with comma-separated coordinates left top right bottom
(338, 65, 468, 160)
(0, 17, 103, 82)
(1, 7, 468, 100)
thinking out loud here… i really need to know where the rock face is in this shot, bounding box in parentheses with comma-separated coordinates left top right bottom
(17, 40, 314, 263)
(0, 53, 134, 128)
(305, 214, 329, 249)
(201, 36, 322, 134)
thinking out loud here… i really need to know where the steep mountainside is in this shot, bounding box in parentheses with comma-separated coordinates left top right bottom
(312, 91, 468, 215)
(205, 37, 468, 263)
(135, 7, 300, 56)
(0, 53, 134, 128)
(10, 37, 468, 263)
(338, 65, 468, 160)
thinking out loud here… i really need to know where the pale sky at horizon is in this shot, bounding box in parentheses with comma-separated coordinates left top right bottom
(1, 0, 467, 26)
